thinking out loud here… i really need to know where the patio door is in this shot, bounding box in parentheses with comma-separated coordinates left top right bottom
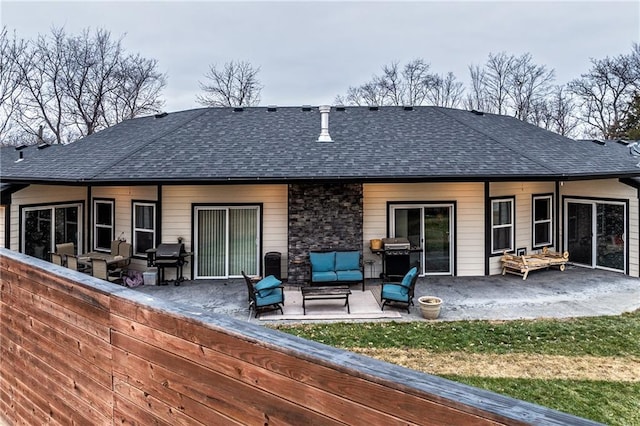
(194, 206, 260, 279)
(565, 200, 626, 272)
(391, 204, 454, 275)
(22, 204, 82, 260)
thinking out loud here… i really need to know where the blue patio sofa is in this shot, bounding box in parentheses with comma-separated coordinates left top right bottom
(309, 250, 365, 291)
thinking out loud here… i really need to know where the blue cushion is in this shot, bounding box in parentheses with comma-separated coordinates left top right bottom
(255, 275, 282, 297)
(335, 251, 360, 271)
(312, 271, 337, 282)
(256, 287, 283, 306)
(336, 270, 363, 281)
(400, 267, 418, 288)
(310, 252, 335, 272)
(382, 283, 409, 302)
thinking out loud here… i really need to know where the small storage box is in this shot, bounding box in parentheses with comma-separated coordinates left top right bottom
(143, 269, 158, 285)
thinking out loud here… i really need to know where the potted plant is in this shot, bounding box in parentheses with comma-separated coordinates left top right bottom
(418, 296, 442, 319)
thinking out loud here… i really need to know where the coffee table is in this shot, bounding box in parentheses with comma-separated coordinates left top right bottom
(301, 286, 352, 315)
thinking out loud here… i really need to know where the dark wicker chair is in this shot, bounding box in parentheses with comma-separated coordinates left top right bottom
(241, 272, 284, 318)
(380, 267, 419, 313)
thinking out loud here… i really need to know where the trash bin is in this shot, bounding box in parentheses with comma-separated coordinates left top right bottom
(264, 252, 281, 280)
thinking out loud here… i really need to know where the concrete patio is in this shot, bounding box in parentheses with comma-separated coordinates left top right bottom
(131, 265, 640, 324)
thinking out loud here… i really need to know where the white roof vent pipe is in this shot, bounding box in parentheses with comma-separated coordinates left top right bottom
(317, 105, 332, 142)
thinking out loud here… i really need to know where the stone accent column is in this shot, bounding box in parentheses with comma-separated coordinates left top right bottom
(287, 183, 363, 284)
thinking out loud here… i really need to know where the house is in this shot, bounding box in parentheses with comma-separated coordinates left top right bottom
(2, 105, 640, 282)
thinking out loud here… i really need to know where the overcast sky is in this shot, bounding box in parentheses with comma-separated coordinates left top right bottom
(2, 1, 639, 113)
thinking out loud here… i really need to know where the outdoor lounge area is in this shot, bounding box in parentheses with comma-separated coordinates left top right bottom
(131, 266, 640, 323)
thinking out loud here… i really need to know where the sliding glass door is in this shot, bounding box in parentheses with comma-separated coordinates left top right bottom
(194, 206, 260, 278)
(22, 204, 82, 260)
(391, 203, 454, 275)
(565, 200, 626, 272)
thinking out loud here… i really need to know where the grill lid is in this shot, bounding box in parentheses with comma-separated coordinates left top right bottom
(155, 243, 186, 258)
(382, 237, 410, 250)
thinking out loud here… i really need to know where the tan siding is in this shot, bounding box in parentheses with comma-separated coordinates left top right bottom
(162, 185, 288, 278)
(363, 183, 485, 277)
(489, 182, 556, 275)
(561, 179, 639, 277)
(9, 185, 87, 251)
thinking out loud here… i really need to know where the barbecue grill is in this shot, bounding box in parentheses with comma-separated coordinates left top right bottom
(146, 243, 190, 286)
(370, 238, 420, 281)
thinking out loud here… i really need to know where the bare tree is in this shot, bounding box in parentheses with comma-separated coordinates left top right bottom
(15, 29, 67, 143)
(465, 64, 490, 112)
(427, 72, 464, 108)
(508, 53, 555, 121)
(0, 27, 27, 143)
(196, 60, 262, 107)
(335, 59, 448, 107)
(569, 45, 640, 139)
(467, 52, 555, 124)
(9, 26, 166, 145)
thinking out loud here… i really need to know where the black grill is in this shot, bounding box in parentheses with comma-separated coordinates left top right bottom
(147, 243, 190, 285)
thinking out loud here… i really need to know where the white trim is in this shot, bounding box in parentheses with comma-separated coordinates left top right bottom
(491, 198, 514, 254)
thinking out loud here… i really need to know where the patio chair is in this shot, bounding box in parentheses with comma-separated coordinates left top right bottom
(67, 254, 91, 274)
(112, 242, 132, 271)
(381, 266, 418, 313)
(92, 258, 123, 284)
(55, 242, 75, 265)
(241, 271, 284, 318)
(51, 253, 63, 266)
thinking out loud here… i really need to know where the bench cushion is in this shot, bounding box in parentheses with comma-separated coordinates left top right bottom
(310, 251, 335, 272)
(381, 283, 409, 302)
(312, 271, 338, 282)
(335, 251, 360, 271)
(336, 270, 363, 282)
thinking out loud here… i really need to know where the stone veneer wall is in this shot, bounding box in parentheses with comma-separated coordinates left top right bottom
(287, 183, 363, 284)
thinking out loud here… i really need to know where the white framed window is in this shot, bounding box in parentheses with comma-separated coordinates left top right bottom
(94, 199, 114, 251)
(533, 195, 553, 248)
(133, 201, 156, 257)
(21, 203, 83, 260)
(491, 198, 514, 254)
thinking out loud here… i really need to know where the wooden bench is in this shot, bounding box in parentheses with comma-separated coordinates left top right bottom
(501, 247, 569, 280)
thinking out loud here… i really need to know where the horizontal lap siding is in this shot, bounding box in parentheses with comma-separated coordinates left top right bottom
(92, 186, 158, 271)
(0, 256, 113, 425)
(489, 182, 555, 275)
(561, 179, 639, 277)
(364, 183, 485, 276)
(9, 185, 87, 251)
(162, 185, 288, 279)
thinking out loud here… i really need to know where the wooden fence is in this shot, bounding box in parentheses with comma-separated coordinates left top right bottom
(0, 249, 598, 425)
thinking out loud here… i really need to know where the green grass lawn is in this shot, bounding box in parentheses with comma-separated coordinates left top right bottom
(272, 310, 640, 425)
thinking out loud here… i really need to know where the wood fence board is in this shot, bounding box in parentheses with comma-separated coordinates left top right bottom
(113, 376, 243, 426)
(1, 338, 113, 419)
(112, 331, 343, 425)
(3, 299, 112, 370)
(1, 269, 110, 326)
(1, 309, 113, 389)
(111, 297, 501, 425)
(3, 279, 111, 341)
(111, 313, 426, 425)
(113, 396, 180, 426)
(0, 376, 52, 425)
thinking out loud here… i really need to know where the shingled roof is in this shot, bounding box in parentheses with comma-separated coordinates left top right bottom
(2, 106, 639, 185)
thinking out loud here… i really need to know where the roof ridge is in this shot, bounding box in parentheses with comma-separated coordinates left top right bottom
(433, 108, 564, 175)
(87, 109, 210, 180)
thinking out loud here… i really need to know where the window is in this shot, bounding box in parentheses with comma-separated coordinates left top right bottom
(133, 201, 156, 256)
(533, 195, 553, 247)
(94, 199, 114, 251)
(21, 203, 82, 260)
(491, 198, 514, 253)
